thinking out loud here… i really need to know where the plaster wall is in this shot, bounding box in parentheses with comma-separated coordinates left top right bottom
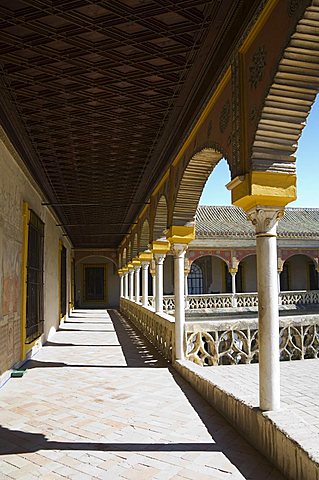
(210, 257, 225, 293)
(75, 255, 119, 308)
(0, 137, 72, 381)
(163, 255, 174, 295)
(287, 255, 310, 290)
(242, 255, 257, 292)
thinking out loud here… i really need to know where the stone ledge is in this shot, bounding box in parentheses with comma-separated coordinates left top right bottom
(174, 359, 319, 480)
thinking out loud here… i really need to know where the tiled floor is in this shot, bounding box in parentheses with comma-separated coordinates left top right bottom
(0, 309, 285, 479)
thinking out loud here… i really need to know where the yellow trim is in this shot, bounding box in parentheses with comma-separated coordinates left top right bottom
(127, 263, 134, 270)
(122, 267, 129, 273)
(240, 0, 279, 54)
(82, 263, 108, 304)
(20, 202, 30, 361)
(151, 240, 170, 255)
(132, 259, 141, 268)
(139, 251, 153, 262)
(229, 172, 297, 211)
(166, 225, 195, 245)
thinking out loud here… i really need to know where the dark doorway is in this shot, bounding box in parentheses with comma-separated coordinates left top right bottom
(84, 265, 106, 302)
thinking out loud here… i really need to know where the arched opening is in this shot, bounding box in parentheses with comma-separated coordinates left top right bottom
(237, 255, 257, 293)
(122, 247, 127, 267)
(188, 262, 203, 295)
(250, 5, 319, 177)
(139, 219, 150, 252)
(189, 255, 231, 294)
(280, 254, 318, 291)
(153, 195, 168, 241)
(173, 149, 231, 226)
(75, 255, 119, 308)
(199, 159, 232, 206)
(131, 233, 138, 259)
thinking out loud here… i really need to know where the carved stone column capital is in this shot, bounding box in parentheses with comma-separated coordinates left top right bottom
(247, 206, 284, 235)
(141, 260, 150, 270)
(171, 243, 188, 258)
(154, 253, 166, 265)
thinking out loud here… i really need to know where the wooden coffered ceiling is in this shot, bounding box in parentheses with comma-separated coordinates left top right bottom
(0, 0, 262, 248)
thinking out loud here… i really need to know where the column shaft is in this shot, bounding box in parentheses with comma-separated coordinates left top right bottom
(173, 245, 187, 360)
(120, 276, 124, 297)
(134, 267, 141, 303)
(249, 207, 284, 411)
(124, 273, 128, 298)
(129, 270, 134, 301)
(141, 263, 149, 307)
(154, 254, 165, 314)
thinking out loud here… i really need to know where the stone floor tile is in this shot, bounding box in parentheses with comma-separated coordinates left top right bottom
(0, 309, 286, 480)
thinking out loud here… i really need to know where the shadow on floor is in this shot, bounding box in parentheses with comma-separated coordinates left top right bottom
(45, 341, 121, 348)
(3, 309, 284, 479)
(0, 426, 219, 455)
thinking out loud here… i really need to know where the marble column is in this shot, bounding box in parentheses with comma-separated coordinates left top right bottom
(229, 268, 237, 307)
(248, 206, 284, 411)
(141, 261, 150, 307)
(134, 264, 141, 303)
(119, 274, 124, 298)
(154, 253, 166, 314)
(172, 244, 188, 360)
(128, 267, 134, 301)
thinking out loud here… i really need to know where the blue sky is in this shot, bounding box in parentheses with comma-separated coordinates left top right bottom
(199, 95, 319, 207)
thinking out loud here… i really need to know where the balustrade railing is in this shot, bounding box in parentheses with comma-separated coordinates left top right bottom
(147, 290, 319, 313)
(120, 297, 175, 362)
(186, 317, 319, 367)
(121, 292, 319, 368)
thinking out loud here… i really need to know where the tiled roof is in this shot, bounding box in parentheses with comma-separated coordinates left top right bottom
(195, 206, 319, 239)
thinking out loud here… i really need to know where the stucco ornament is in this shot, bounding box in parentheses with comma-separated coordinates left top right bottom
(154, 253, 166, 265)
(249, 45, 266, 89)
(171, 243, 188, 258)
(219, 100, 230, 133)
(247, 207, 285, 234)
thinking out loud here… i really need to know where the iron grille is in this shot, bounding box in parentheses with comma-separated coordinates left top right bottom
(26, 210, 44, 343)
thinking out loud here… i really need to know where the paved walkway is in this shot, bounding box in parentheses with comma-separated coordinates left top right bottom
(0, 309, 285, 480)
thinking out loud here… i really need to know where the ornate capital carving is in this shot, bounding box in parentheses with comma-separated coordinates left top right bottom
(277, 257, 284, 272)
(141, 261, 150, 270)
(154, 253, 166, 265)
(171, 243, 188, 258)
(247, 206, 284, 235)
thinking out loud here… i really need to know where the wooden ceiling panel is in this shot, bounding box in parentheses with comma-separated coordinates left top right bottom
(0, 0, 262, 248)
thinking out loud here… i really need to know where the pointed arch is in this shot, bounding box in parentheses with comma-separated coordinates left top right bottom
(122, 247, 127, 266)
(251, 3, 319, 173)
(139, 219, 150, 252)
(172, 148, 230, 226)
(153, 195, 168, 241)
(127, 242, 132, 263)
(131, 233, 138, 259)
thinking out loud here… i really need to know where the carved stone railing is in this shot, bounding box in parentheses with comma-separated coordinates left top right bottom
(148, 290, 319, 313)
(120, 298, 175, 362)
(185, 316, 319, 366)
(280, 290, 319, 306)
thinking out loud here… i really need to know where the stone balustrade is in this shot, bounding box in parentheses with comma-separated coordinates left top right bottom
(186, 316, 319, 366)
(148, 290, 319, 313)
(120, 297, 175, 362)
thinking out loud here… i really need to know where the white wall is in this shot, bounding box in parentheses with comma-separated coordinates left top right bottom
(0, 133, 72, 378)
(241, 255, 257, 292)
(163, 255, 174, 294)
(286, 255, 310, 290)
(75, 256, 119, 308)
